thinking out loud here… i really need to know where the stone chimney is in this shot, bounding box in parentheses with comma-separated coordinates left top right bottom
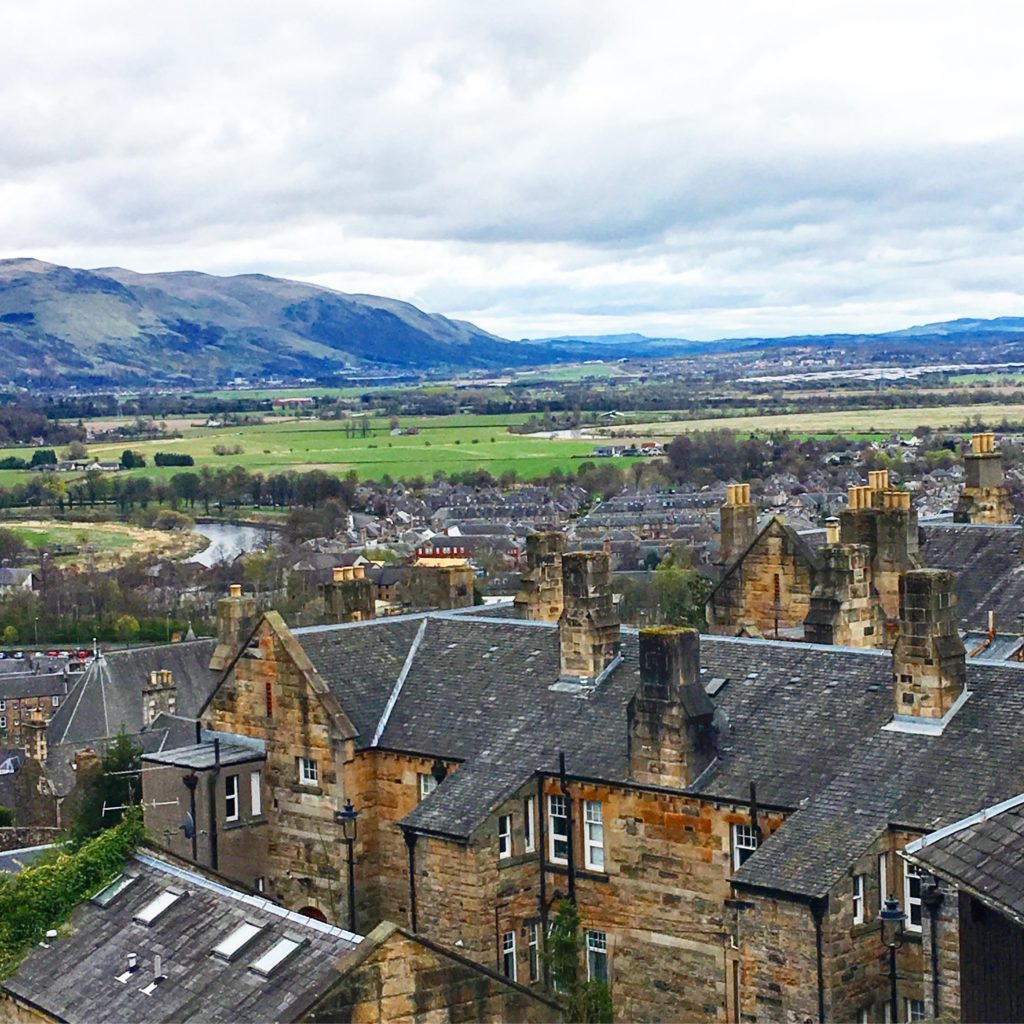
(558, 551, 620, 683)
(955, 432, 1013, 524)
(804, 543, 884, 647)
(719, 484, 757, 565)
(209, 584, 259, 672)
(143, 669, 177, 726)
(320, 565, 375, 623)
(840, 483, 920, 619)
(513, 531, 565, 621)
(628, 627, 715, 787)
(891, 569, 967, 723)
(400, 564, 474, 610)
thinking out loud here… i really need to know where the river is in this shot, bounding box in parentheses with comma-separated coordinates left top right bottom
(188, 522, 277, 567)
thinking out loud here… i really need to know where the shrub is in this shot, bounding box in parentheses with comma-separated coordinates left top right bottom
(153, 452, 195, 467)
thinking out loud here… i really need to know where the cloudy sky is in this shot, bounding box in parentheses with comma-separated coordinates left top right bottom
(3, 2, 1024, 340)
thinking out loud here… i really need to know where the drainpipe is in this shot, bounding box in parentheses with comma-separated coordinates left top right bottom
(208, 738, 220, 872)
(404, 830, 418, 933)
(559, 752, 576, 904)
(537, 774, 550, 988)
(183, 772, 198, 862)
(810, 896, 827, 1024)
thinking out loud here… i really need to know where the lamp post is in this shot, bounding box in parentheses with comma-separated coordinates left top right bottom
(335, 799, 359, 933)
(879, 895, 906, 1023)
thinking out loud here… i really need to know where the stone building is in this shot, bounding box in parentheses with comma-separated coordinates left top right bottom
(138, 543, 1024, 1022)
(954, 431, 1014, 524)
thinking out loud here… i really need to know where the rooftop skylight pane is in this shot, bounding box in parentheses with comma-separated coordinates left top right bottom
(249, 936, 301, 976)
(92, 873, 136, 907)
(213, 921, 263, 960)
(134, 889, 182, 925)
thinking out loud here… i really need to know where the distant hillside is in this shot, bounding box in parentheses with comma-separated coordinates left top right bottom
(0, 259, 530, 386)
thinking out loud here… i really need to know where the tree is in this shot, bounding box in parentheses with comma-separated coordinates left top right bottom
(653, 561, 713, 630)
(120, 449, 146, 469)
(2, 625, 17, 647)
(67, 731, 142, 844)
(62, 440, 88, 461)
(544, 899, 613, 1023)
(114, 614, 140, 647)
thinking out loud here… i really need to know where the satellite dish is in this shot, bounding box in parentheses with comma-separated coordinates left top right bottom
(181, 811, 196, 839)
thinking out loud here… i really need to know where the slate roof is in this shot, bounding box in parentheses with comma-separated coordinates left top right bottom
(291, 612, 1024, 893)
(903, 795, 1024, 927)
(0, 672, 69, 699)
(1, 849, 361, 1023)
(143, 741, 265, 770)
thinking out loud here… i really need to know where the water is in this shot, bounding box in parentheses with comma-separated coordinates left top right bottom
(188, 522, 276, 567)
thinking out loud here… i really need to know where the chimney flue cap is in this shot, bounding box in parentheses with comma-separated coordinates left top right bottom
(229, 584, 242, 599)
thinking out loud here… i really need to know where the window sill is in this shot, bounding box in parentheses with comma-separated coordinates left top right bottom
(544, 862, 610, 884)
(291, 784, 323, 796)
(499, 851, 539, 869)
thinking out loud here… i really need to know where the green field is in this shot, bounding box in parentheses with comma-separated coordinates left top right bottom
(0, 414, 629, 487)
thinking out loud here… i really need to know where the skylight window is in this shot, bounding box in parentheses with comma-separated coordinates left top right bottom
(92, 873, 136, 907)
(134, 889, 183, 925)
(250, 936, 303, 976)
(212, 921, 264, 960)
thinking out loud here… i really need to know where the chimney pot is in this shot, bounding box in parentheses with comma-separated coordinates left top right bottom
(353, 564, 365, 580)
(127, 952, 138, 972)
(824, 517, 840, 545)
(332, 566, 345, 583)
(229, 584, 242, 599)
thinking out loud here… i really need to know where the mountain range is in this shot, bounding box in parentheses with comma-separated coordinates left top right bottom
(3, 258, 1024, 387)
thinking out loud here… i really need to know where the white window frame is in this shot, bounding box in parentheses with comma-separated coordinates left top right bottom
(528, 921, 539, 982)
(586, 929, 608, 983)
(0, 700, 5, 711)
(732, 823, 758, 871)
(51, 695, 59, 707)
(904, 862, 923, 933)
(856, 1008, 869, 1024)
(419, 772, 437, 800)
(852, 873, 865, 925)
(0, 716, 5, 730)
(298, 757, 318, 786)
(523, 796, 536, 853)
(879, 852, 889, 914)
(905, 997, 925, 1022)
(584, 800, 605, 871)
(548, 794, 569, 865)
(225, 774, 239, 822)
(502, 930, 516, 981)
(250, 770, 262, 817)
(498, 813, 513, 860)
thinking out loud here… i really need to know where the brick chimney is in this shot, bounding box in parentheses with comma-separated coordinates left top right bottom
(558, 551, 620, 683)
(840, 483, 920, 619)
(209, 584, 258, 672)
(143, 669, 177, 726)
(891, 569, 967, 723)
(955, 432, 1013, 524)
(513, 531, 565, 621)
(718, 484, 757, 565)
(320, 565, 375, 623)
(804, 543, 884, 647)
(628, 627, 715, 787)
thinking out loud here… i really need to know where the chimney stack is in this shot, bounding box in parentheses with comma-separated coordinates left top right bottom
(321, 564, 375, 623)
(718, 483, 757, 565)
(955, 432, 1013, 524)
(891, 569, 967, 723)
(803, 543, 884, 647)
(628, 627, 715, 787)
(209, 586, 258, 672)
(513, 531, 566, 622)
(143, 668, 177, 726)
(558, 551, 620, 683)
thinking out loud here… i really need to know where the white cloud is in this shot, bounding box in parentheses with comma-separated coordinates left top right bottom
(2, 0, 1024, 339)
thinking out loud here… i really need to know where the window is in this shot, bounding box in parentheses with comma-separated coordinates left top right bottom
(732, 823, 758, 871)
(91, 873, 136, 907)
(586, 930, 608, 983)
(852, 874, 865, 925)
(584, 800, 605, 871)
(906, 998, 926, 1022)
(134, 889, 183, 925)
(298, 757, 318, 786)
(250, 936, 302, 976)
(904, 862, 923, 932)
(0, 717, 6, 730)
(250, 771, 262, 817)
(212, 921, 263, 960)
(225, 775, 239, 822)
(498, 814, 513, 859)
(419, 772, 437, 800)
(548, 794, 569, 864)
(879, 853, 889, 913)
(528, 922, 539, 982)
(51, 696, 59, 707)
(856, 1009, 869, 1024)
(502, 930, 516, 981)
(255, 876, 266, 894)
(0, 700, 5, 711)
(523, 796, 536, 853)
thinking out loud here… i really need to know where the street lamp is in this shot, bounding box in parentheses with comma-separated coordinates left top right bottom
(879, 895, 906, 1023)
(334, 799, 359, 933)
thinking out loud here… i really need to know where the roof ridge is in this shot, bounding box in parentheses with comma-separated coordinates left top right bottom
(371, 618, 429, 747)
(904, 790, 1024, 856)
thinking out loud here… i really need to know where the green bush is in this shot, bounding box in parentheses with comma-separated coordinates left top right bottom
(0, 805, 12, 826)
